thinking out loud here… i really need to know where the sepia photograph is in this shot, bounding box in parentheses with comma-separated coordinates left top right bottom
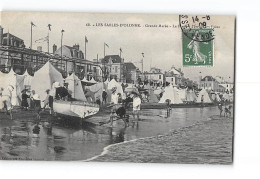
(0, 11, 235, 164)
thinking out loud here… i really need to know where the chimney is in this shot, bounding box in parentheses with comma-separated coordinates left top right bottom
(37, 46, 42, 52)
(0, 26, 3, 45)
(53, 44, 57, 53)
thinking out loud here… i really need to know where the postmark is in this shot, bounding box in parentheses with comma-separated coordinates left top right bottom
(179, 15, 214, 66)
(179, 15, 215, 42)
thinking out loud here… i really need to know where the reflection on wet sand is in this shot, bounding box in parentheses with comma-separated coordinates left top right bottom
(0, 107, 218, 161)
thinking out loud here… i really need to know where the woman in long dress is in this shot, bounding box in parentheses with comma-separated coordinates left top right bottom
(187, 31, 208, 64)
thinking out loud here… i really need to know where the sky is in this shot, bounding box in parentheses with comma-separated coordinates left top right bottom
(1, 11, 235, 81)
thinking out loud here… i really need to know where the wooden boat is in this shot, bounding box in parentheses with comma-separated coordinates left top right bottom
(140, 102, 218, 109)
(53, 100, 99, 118)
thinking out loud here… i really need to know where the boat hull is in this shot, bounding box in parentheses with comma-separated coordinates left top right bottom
(53, 100, 99, 118)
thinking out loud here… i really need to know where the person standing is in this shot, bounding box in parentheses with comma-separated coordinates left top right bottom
(1, 85, 14, 120)
(33, 94, 41, 120)
(131, 92, 141, 122)
(201, 95, 204, 107)
(21, 89, 29, 110)
(102, 89, 107, 105)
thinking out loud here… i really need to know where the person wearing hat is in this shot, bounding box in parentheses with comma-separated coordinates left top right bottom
(33, 94, 41, 120)
(1, 85, 14, 120)
(21, 88, 29, 110)
(131, 91, 141, 122)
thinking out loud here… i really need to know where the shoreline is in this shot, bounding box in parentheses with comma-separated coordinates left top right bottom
(86, 115, 233, 164)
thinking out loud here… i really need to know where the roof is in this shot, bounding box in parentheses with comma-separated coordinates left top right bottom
(101, 55, 122, 63)
(201, 76, 216, 81)
(3, 33, 24, 42)
(168, 67, 182, 75)
(124, 62, 136, 70)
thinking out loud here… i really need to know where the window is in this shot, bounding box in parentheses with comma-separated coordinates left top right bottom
(171, 78, 173, 81)
(159, 75, 161, 79)
(115, 66, 118, 73)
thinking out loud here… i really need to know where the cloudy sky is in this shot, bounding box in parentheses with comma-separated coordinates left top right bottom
(1, 11, 235, 81)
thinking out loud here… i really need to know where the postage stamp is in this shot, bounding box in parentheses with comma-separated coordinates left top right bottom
(182, 29, 214, 66)
(179, 15, 214, 66)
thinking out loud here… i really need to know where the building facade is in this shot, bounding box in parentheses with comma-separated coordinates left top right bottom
(124, 62, 138, 84)
(101, 55, 125, 82)
(199, 76, 226, 92)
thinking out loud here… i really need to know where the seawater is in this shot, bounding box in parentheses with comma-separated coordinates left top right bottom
(0, 107, 219, 161)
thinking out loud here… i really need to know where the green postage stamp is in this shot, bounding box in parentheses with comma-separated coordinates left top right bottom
(182, 29, 214, 66)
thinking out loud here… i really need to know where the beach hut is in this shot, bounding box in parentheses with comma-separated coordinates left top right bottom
(65, 73, 86, 101)
(31, 61, 64, 102)
(81, 76, 89, 83)
(159, 85, 183, 104)
(196, 89, 213, 103)
(0, 69, 25, 106)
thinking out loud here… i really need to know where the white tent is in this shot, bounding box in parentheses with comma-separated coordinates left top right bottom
(89, 77, 97, 84)
(65, 73, 87, 101)
(85, 82, 107, 102)
(0, 69, 25, 106)
(104, 78, 109, 85)
(178, 88, 187, 102)
(159, 85, 183, 104)
(31, 61, 64, 101)
(23, 69, 33, 87)
(81, 77, 89, 83)
(186, 90, 197, 102)
(196, 89, 213, 103)
(107, 79, 123, 95)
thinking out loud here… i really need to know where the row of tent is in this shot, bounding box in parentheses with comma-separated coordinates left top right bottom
(158, 85, 233, 104)
(0, 61, 124, 106)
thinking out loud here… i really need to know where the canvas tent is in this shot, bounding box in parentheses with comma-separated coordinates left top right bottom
(0, 69, 25, 106)
(159, 85, 183, 104)
(186, 90, 197, 102)
(81, 77, 89, 83)
(31, 61, 64, 102)
(23, 70, 33, 87)
(196, 89, 213, 103)
(65, 73, 87, 101)
(107, 79, 123, 95)
(104, 78, 109, 85)
(178, 88, 187, 102)
(85, 82, 107, 102)
(89, 77, 97, 84)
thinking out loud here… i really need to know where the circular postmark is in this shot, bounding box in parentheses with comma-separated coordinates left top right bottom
(179, 15, 214, 42)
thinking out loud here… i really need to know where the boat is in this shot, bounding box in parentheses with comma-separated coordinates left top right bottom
(53, 100, 100, 118)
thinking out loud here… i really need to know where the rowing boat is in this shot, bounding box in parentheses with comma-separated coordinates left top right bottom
(53, 100, 99, 118)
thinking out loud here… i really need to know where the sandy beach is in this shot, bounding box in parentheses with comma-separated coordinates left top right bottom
(89, 115, 233, 164)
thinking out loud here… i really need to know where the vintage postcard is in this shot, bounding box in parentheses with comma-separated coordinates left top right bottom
(0, 12, 235, 164)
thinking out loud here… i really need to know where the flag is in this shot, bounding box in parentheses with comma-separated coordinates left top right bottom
(120, 48, 122, 53)
(61, 29, 65, 33)
(47, 24, 52, 31)
(31, 22, 36, 27)
(142, 53, 144, 57)
(35, 36, 48, 43)
(105, 43, 109, 48)
(85, 36, 88, 43)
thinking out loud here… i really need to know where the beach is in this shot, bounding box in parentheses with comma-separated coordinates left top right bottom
(89, 115, 233, 164)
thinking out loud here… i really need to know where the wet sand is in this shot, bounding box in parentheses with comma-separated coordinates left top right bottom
(89, 115, 233, 164)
